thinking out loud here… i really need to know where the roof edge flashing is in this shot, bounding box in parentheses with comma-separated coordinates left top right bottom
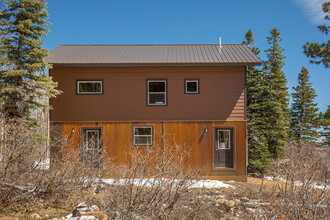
(50, 62, 262, 67)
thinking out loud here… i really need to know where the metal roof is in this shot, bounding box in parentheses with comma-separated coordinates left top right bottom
(45, 44, 261, 66)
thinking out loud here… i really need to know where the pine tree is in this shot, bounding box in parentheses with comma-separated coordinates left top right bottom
(0, 0, 61, 119)
(291, 67, 319, 143)
(290, 67, 320, 143)
(320, 106, 330, 146)
(303, 2, 330, 69)
(263, 27, 290, 159)
(242, 29, 271, 173)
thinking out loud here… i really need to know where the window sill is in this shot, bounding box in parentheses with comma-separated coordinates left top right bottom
(213, 167, 236, 171)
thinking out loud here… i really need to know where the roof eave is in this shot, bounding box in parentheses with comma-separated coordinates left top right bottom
(49, 62, 262, 67)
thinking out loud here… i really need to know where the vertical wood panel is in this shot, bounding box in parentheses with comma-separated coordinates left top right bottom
(163, 122, 181, 148)
(56, 120, 247, 181)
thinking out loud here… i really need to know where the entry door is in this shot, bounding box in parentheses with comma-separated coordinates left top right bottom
(214, 128, 234, 168)
(81, 128, 103, 169)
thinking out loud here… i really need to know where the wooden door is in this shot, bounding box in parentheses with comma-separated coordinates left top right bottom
(81, 128, 103, 169)
(214, 128, 234, 168)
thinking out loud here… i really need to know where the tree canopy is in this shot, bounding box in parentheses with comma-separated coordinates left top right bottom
(303, 2, 330, 69)
(243, 29, 271, 173)
(262, 27, 290, 159)
(290, 67, 320, 143)
(0, 0, 61, 119)
(320, 106, 330, 146)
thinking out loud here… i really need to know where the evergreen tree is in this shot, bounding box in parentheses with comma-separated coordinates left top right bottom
(242, 29, 271, 173)
(320, 106, 330, 146)
(263, 27, 290, 159)
(0, 0, 60, 119)
(290, 67, 320, 143)
(303, 2, 330, 69)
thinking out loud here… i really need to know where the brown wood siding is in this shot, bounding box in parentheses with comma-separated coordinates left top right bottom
(50, 66, 246, 121)
(53, 121, 247, 181)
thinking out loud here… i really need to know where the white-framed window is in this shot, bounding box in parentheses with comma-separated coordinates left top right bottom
(133, 126, 153, 146)
(217, 130, 231, 150)
(185, 79, 199, 94)
(147, 80, 166, 105)
(77, 80, 103, 94)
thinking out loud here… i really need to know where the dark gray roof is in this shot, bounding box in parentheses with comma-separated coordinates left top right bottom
(45, 44, 261, 66)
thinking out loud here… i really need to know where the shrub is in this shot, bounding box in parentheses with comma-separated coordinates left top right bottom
(258, 143, 329, 219)
(88, 141, 203, 219)
(0, 114, 99, 212)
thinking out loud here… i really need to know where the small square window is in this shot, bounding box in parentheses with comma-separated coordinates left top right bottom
(77, 80, 103, 94)
(185, 79, 199, 94)
(147, 80, 167, 105)
(133, 126, 153, 146)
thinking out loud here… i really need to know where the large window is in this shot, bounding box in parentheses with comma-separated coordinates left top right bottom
(133, 126, 153, 146)
(77, 80, 103, 94)
(147, 80, 167, 105)
(85, 129, 101, 150)
(217, 130, 231, 150)
(185, 79, 199, 94)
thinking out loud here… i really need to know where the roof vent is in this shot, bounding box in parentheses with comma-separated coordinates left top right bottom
(219, 37, 222, 48)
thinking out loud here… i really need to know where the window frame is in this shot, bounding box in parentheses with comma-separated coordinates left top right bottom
(184, 79, 200, 94)
(146, 79, 167, 106)
(132, 126, 153, 146)
(80, 127, 103, 169)
(213, 127, 235, 170)
(76, 79, 104, 95)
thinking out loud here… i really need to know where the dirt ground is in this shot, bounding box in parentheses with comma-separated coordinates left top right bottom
(0, 176, 327, 219)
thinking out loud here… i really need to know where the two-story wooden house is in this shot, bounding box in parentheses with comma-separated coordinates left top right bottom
(46, 44, 261, 181)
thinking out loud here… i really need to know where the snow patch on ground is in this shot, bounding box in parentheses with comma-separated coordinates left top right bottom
(101, 178, 234, 189)
(189, 180, 233, 188)
(265, 176, 328, 190)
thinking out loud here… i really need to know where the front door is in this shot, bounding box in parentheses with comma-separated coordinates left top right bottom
(81, 128, 103, 169)
(214, 128, 234, 168)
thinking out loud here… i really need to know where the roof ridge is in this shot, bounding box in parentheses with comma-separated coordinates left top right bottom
(58, 44, 243, 46)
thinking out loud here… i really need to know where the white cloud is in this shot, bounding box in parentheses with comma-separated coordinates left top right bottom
(294, 0, 327, 24)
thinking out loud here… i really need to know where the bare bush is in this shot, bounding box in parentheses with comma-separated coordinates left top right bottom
(88, 141, 204, 219)
(256, 143, 329, 219)
(0, 114, 100, 213)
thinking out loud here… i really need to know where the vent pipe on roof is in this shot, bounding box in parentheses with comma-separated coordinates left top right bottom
(219, 37, 222, 48)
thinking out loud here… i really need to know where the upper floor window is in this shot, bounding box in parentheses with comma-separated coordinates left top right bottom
(185, 79, 199, 94)
(77, 80, 103, 94)
(147, 80, 167, 105)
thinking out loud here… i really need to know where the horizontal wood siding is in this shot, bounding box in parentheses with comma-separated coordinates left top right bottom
(52, 121, 247, 181)
(50, 66, 246, 121)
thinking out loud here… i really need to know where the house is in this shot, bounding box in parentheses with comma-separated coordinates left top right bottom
(45, 44, 261, 181)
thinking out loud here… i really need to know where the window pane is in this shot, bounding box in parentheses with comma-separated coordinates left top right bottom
(134, 127, 151, 135)
(78, 81, 102, 93)
(135, 136, 152, 145)
(218, 130, 230, 149)
(149, 81, 165, 92)
(186, 81, 198, 92)
(86, 130, 99, 149)
(149, 93, 165, 104)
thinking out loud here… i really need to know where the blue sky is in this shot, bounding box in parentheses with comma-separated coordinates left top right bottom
(44, 0, 329, 112)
